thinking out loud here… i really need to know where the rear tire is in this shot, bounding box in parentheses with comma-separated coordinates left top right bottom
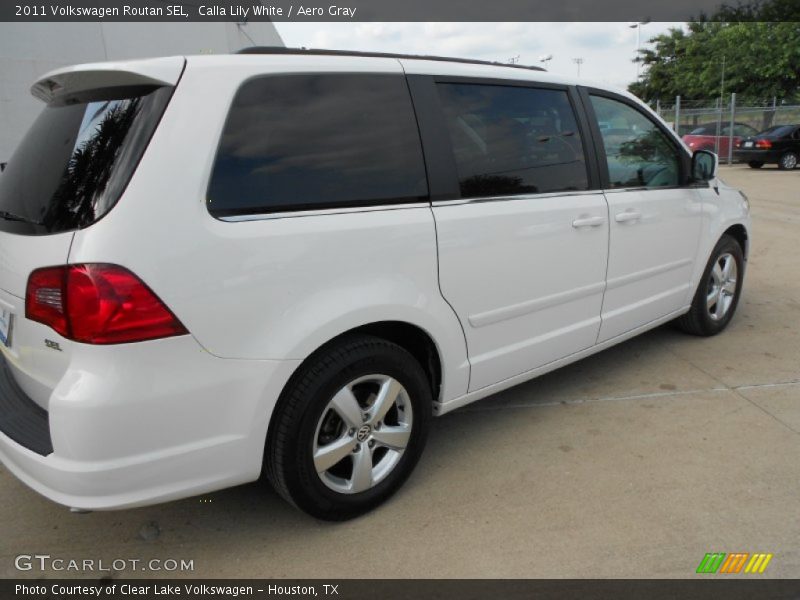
(265, 335, 431, 520)
(676, 234, 744, 336)
(748, 161, 764, 169)
(778, 152, 797, 170)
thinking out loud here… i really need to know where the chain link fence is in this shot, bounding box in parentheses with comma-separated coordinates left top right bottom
(653, 95, 800, 163)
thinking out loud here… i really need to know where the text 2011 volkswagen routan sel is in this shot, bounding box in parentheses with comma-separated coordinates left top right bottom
(0, 48, 750, 520)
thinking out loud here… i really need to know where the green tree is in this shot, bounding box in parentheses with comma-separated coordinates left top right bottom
(629, 3, 800, 104)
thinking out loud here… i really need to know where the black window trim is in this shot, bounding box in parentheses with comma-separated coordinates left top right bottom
(577, 86, 698, 191)
(407, 75, 601, 204)
(205, 71, 431, 220)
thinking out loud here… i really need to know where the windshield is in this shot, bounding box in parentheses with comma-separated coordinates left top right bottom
(0, 86, 172, 235)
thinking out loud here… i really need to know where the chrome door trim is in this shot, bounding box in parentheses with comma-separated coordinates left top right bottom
(431, 189, 605, 208)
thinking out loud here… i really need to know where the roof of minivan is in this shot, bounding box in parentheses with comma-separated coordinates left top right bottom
(238, 46, 548, 73)
(32, 51, 635, 105)
(232, 47, 638, 97)
(185, 51, 597, 90)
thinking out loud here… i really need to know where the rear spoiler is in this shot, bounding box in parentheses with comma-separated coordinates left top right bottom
(31, 56, 185, 103)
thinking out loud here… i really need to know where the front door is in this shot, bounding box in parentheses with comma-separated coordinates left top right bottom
(585, 92, 703, 343)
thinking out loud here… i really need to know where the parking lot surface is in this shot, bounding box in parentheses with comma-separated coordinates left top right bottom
(1, 165, 798, 579)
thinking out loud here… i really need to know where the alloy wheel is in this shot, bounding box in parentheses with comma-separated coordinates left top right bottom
(312, 374, 413, 494)
(706, 252, 738, 321)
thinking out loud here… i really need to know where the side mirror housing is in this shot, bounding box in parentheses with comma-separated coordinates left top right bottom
(692, 149, 718, 182)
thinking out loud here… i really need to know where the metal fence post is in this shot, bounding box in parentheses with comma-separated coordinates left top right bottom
(674, 95, 681, 133)
(727, 92, 736, 165)
(772, 96, 777, 128)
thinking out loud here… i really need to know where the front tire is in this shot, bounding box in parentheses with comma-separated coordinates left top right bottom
(265, 335, 431, 520)
(778, 152, 797, 170)
(676, 234, 744, 336)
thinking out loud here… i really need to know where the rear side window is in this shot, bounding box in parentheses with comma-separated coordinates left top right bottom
(435, 83, 588, 198)
(207, 74, 428, 217)
(0, 86, 173, 235)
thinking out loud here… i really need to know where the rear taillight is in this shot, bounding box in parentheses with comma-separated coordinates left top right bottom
(26, 264, 188, 344)
(755, 139, 772, 149)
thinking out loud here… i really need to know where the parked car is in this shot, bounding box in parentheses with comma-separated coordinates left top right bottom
(0, 48, 751, 520)
(734, 124, 800, 169)
(682, 122, 759, 158)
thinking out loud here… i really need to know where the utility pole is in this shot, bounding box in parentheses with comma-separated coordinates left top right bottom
(629, 20, 650, 79)
(572, 57, 584, 77)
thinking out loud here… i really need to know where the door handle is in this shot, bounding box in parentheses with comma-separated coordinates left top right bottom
(615, 209, 642, 223)
(572, 215, 605, 228)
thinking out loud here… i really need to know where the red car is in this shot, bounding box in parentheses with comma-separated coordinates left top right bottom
(682, 122, 759, 157)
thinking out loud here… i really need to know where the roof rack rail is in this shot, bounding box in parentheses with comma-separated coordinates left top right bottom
(236, 46, 546, 72)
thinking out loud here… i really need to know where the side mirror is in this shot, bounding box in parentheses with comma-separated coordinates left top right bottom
(692, 149, 718, 182)
(0, 163, 6, 173)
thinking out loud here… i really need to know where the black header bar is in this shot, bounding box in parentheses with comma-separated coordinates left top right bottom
(3, 0, 798, 22)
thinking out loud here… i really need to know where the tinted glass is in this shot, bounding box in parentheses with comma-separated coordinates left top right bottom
(435, 83, 588, 198)
(689, 126, 713, 135)
(0, 86, 172, 235)
(764, 125, 795, 139)
(590, 95, 680, 188)
(207, 74, 428, 216)
(758, 125, 794, 138)
(733, 124, 757, 136)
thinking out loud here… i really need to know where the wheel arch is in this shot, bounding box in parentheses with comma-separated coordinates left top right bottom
(346, 321, 442, 402)
(263, 319, 449, 477)
(723, 223, 749, 260)
(276, 316, 464, 418)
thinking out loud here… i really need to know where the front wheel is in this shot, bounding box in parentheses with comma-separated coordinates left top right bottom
(676, 234, 744, 336)
(264, 335, 431, 520)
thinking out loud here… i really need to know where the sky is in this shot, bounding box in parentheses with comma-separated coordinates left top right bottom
(274, 22, 684, 91)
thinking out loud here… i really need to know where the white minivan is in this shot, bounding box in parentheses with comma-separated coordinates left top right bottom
(0, 48, 750, 520)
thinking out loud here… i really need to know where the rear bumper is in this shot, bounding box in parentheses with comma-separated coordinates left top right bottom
(734, 149, 781, 163)
(0, 336, 300, 510)
(0, 354, 52, 456)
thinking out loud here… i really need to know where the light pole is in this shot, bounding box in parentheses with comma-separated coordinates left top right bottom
(572, 57, 584, 77)
(629, 20, 650, 79)
(538, 54, 553, 67)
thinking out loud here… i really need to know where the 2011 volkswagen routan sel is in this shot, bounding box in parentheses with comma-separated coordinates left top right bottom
(0, 48, 750, 520)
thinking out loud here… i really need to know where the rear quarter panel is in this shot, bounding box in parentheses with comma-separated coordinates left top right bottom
(66, 55, 470, 404)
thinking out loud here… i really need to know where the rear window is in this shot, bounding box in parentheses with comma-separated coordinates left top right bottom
(760, 125, 795, 138)
(0, 86, 172, 235)
(207, 73, 428, 217)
